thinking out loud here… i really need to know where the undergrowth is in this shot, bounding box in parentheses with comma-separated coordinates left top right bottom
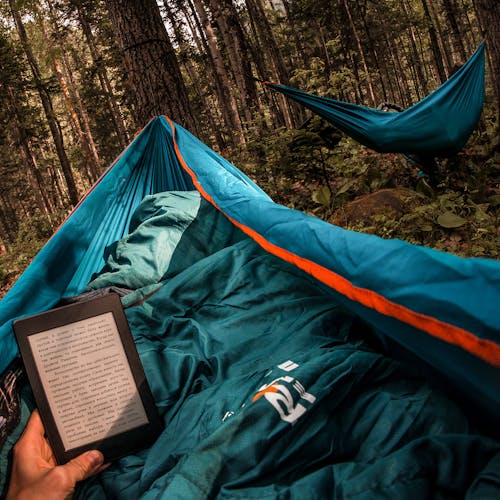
(237, 115, 499, 259)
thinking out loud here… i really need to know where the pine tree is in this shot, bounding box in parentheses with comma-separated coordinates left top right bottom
(105, 0, 197, 130)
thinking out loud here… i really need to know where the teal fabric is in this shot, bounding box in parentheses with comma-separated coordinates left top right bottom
(0, 120, 193, 373)
(86, 192, 247, 292)
(68, 193, 498, 498)
(169, 119, 500, 433)
(266, 43, 485, 156)
(0, 115, 499, 442)
(86, 192, 202, 291)
(0, 118, 266, 376)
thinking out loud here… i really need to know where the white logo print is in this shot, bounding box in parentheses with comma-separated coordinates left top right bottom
(252, 375, 316, 424)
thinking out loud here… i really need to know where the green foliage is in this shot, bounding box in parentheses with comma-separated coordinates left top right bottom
(437, 211, 466, 228)
(348, 188, 499, 258)
(312, 185, 331, 206)
(0, 212, 57, 296)
(234, 114, 499, 261)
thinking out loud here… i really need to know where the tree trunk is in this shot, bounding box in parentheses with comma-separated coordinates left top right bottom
(7, 118, 54, 218)
(160, 1, 224, 149)
(74, 0, 130, 148)
(314, 19, 332, 79)
(421, 0, 448, 83)
(189, 0, 245, 144)
(45, 156, 67, 209)
(441, 0, 467, 64)
(244, 0, 286, 128)
(356, 0, 388, 102)
(473, 0, 500, 127)
(458, 0, 477, 53)
(0, 193, 17, 244)
(413, 16, 436, 86)
(9, 0, 80, 206)
(428, 0, 453, 76)
(342, 0, 376, 106)
(60, 50, 101, 181)
(105, 0, 197, 131)
(338, 31, 362, 103)
(20, 144, 53, 220)
(246, 0, 294, 127)
(38, 1, 101, 184)
(281, 0, 308, 67)
(401, 0, 429, 96)
(384, 34, 410, 107)
(0, 201, 15, 246)
(204, 0, 258, 123)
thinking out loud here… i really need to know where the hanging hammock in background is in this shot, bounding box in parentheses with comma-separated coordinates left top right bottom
(264, 42, 485, 157)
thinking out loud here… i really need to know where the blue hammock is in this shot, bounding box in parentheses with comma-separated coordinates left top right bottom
(1, 117, 499, 496)
(0, 116, 498, 437)
(264, 43, 485, 156)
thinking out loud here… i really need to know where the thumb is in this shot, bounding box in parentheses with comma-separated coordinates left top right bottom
(60, 450, 104, 483)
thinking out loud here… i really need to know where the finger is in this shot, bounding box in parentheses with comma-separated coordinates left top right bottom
(21, 409, 45, 440)
(14, 410, 46, 457)
(60, 450, 105, 483)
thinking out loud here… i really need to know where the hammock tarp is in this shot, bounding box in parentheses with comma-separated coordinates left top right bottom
(0, 117, 499, 497)
(264, 43, 485, 156)
(0, 115, 498, 423)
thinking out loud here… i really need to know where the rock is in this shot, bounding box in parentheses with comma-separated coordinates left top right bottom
(330, 188, 422, 226)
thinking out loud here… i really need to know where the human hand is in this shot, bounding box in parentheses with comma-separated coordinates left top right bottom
(6, 410, 108, 500)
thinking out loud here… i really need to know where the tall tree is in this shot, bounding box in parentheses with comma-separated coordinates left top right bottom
(37, 0, 101, 183)
(245, 0, 294, 127)
(6, 87, 54, 221)
(473, 0, 500, 127)
(9, 0, 80, 206)
(186, 0, 245, 145)
(441, 0, 467, 64)
(160, 0, 226, 149)
(105, 0, 197, 130)
(427, 0, 453, 76)
(281, 0, 308, 67)
(204, 0, 259, 123)
(342, 0, 376, 107)
(421, 0, 448, 83)
(71, 0, 130, 149)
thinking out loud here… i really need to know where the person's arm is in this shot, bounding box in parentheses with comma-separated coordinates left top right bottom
(6, 410, 107, 500)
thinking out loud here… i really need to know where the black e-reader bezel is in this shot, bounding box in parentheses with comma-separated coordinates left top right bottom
(13, 293, 162, 464)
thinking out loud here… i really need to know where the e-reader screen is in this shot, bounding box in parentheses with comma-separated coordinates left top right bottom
(14, 294, 162, 463)
(27, 312, 149, 451)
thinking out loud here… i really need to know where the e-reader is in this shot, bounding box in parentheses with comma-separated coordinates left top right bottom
(13, 293, 162, 463)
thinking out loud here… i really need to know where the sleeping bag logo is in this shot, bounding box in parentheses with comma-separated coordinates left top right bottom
(252, 375, 316, 425)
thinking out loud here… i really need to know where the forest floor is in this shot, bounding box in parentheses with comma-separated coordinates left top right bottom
(1, 116, 499, 300)
(239, 114, 499, 259)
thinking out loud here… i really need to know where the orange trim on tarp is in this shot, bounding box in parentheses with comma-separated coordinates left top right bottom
(165, 117, 500, 368)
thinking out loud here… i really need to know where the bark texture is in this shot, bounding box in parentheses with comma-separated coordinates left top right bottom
(106, 0, 196, 130)
(473, 0, 500, 126)
(205, 0, 258, 123)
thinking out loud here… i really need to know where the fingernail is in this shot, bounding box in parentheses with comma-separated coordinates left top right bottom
(87, 450, 104, 468)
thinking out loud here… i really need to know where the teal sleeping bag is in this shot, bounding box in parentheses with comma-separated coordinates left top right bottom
(71, 192, 498, 498)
